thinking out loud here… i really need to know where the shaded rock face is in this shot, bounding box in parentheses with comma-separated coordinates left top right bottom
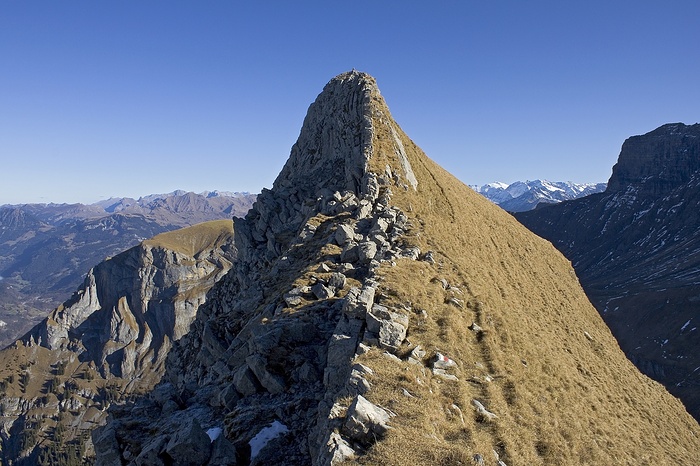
(96, 73, 700, 466)
(0, 221, 236, 464)
(517, 123, 700, 420)
(607, 123, 700, 195)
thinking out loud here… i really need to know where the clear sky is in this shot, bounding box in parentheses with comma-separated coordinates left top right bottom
(2, 1, 699, 204)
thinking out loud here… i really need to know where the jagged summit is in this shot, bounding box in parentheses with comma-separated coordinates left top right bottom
(86, 74, 700, 465)
(607, 122, 700, 195)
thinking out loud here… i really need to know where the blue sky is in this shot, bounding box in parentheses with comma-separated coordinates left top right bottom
(2, 1, 699, 204)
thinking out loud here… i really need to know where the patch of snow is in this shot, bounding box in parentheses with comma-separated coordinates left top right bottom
(206, 427, 222, 442)
(681, 319, 692, 332)
(249, 420, 289, 460)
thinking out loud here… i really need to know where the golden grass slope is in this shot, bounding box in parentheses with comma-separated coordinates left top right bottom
(144, 219, 234, 257)
(348, 82, 700, 465)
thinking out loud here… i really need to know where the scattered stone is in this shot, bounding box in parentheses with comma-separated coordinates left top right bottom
(401, 388, 416, 398)
(312, 282, 334, 300)
(366, 305, 408, 352)
(233, 364, 258, 396)
(328, 272, 347, 291)
(410, 345, 426, 360)
(340, 242, 360, 263)
(432, 368, 459, 381)
(472, 399, 497, 421)
(382, 351, 402, 363)
(347, 364, 372, 395)
(473, 453, 485, 466)
(317, 263, 332, 273)
(356, 342, 371, 355)
(283, 287, 304, 307)
(584, 331, 594, 341)
(451, 404, 465, 425)
(423, 250, 436, 264)
(397, 247, 418, 260)
(469, 322, 484, 334)
(298, 222, 317, 241)
(432, 353, 457, 369)
(447, 297, 464, 308)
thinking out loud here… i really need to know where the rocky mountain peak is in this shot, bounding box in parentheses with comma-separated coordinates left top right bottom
(87, 72, 700, 465)
(606, 122, 700, 195)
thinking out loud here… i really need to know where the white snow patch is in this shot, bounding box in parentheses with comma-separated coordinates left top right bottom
(681, 319, 692, 332)
(207, 427, 223, 442)
(249, 420, 289, 460)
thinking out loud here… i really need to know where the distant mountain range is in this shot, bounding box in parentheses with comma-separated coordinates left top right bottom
(0, 190, 256, 347)
(472, 180, 606, 212)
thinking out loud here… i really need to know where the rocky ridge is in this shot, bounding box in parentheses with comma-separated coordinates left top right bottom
(0, 220, 236, 465)
(516, 122, 700, 421)
(94, 72, 700, 465)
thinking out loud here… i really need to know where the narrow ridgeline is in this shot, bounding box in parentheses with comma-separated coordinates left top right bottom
(90, 72, 700, 466)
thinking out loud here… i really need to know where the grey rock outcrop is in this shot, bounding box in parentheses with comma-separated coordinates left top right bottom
(0, 220, 236, 463)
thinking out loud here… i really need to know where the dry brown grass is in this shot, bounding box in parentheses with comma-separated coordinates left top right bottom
(346, 90, 700, 464)
(144, 219, 233, 257)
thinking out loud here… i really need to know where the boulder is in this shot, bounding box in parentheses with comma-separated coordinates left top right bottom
(233, 366, 259, 396)
(357, 241, 378, 263)
(342, 286, 376, 318)
(208, 435, 239, 466)
(165, 418, 212, 466)
(342, 395, 392, 445)
(335, 224, 356, 245)
(134, 435, 168, 466)
(246, 355, 286, 395)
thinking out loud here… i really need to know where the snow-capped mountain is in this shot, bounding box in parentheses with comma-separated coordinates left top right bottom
(473, 180, 606, 212)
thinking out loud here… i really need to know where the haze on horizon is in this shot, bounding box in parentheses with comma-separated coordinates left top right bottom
(1, 1, 699, 205)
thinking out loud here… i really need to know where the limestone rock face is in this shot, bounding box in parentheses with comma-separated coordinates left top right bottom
(96, 72, 700, 466)
(0, 220, 236, 464)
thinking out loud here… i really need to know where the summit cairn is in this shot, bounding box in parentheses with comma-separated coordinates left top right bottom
(95, 72, 700, 465)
